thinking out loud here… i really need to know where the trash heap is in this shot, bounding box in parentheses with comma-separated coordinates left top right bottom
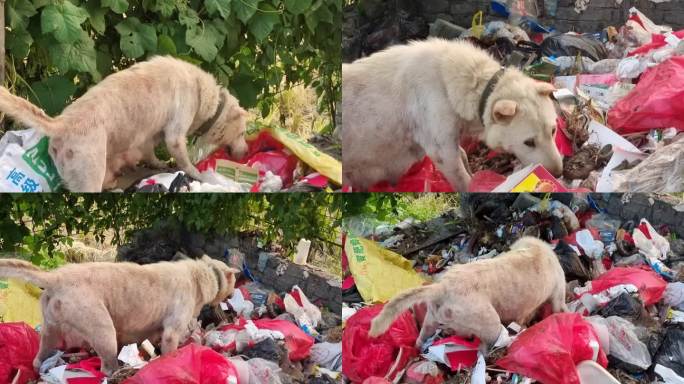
(0, 273, 342, 384)
(367, 4, 684, 193)
(341, 193, 684, 383)
(0, 124, 342, 192)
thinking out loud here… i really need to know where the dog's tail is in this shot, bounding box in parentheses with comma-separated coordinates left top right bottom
(0, 259, 55, 288)
(369, 284, 434, 337)
(0, 87, 61, 135)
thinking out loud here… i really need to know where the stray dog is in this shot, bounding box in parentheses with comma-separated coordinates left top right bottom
(342, 39, 563, 191)
(0, 256, 239, 375)
(368, 237, 567, 348)
(0, 56, 249, 191)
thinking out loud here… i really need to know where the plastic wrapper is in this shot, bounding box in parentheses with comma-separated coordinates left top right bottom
(0, 278, 42, 327)
(124, 344, 239, 384)
(0, 322, 40, 384)
(586, 316, 651, 372)
(218, 318, 314, 361)
(588, 267, 667, 306)
(367, 156, 453, 192)
(497, 313, 608, 384)
(0, 129, 62, 192)
(541, 33, 608, 62)
(654, 328, 684, 377)
(344, 235, 424, 303)
(610, 140, 684, 192)
(608, 57, 684, 134)
(342, 304, 419, 383)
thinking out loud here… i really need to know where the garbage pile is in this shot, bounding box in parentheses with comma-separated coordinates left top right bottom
(0, 273, 342, 384)
(341, 193, 684, 383)
(368, 3, 684, 193)
(0, 124, 342, 192)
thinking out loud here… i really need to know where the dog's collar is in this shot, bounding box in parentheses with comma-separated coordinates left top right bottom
(209, 263, 225, 295)
(195, 92, 227, 137)
(478, 67, 506, 125)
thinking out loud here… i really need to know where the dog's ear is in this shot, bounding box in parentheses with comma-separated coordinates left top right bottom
(226, 267, 241, 275)
(492, 99, 518, 122)
(536, 82, 556, 97)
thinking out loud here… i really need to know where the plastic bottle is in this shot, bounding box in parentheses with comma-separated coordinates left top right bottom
(293, 238, 311, 265)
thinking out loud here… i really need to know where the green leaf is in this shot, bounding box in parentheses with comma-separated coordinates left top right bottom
(29, 76, 77, 116)
(157, 34, 178, 55)
(48, 32, 99, 80)
(84, 3, 108, 35)
(178, 7, 200, 27)
(233, 0, 258, 23)
(41, 2, 89, 44)
(7, 27, 34, 59)
(96, 45, 114, 77)
(230, 73, 259, 108)
(185, 24, 221, 61)
(32, 0, 51, 9)
(206, 0, 231, 18)
(7, 0, 37, 29)
(248, 4, 280, 42)
(115, 17, 158, 59)
(101, 0, 129, 14)
(153, 0, 176, 17)
(284, 0, 311, 15)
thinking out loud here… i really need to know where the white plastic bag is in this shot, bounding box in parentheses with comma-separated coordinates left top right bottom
(587, 316, 652, 371)
(0, 129, 62, 191)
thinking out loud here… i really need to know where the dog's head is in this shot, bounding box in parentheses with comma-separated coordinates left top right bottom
(201, 255, 240, 305)
(483, 77, 563, 177)
(206, 89, 249, 160)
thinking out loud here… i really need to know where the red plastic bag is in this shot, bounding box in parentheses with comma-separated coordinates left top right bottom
(65, 357, 106, 384)
(0, 322, 40, 384)
(468, 170, 507, 192)
(246, 150, 298, 186)
(368, 156, 454, 192)
(497, 313, 608, 384)
(342, 304, 419, 383)
(218, 318, 314, 361)
(607, 56, 684, 133)
(627, 29, 684, 57)
(589, 266, 667, 306)
(124, 344, 238, 384)
(195, 131, 300, 187)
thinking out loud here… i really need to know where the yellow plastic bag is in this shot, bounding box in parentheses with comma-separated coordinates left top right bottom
(265, 126, 342, 186)
(0, 278, 42, 327)
(345, 235, 424, 303)
(471, 11, 484, 39)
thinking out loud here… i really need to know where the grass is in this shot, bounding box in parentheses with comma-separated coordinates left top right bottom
(254, 84, 330, 139)
(394, 194, 460, 222)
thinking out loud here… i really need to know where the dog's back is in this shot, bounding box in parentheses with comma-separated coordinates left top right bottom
(342, 39, 499, 189)
(439, 236, 566, 323)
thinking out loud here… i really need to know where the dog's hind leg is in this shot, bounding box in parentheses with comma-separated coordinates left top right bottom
(33, 322, 62, 372)
(62, 299, 118, 375)
(416, 306, 439, 349)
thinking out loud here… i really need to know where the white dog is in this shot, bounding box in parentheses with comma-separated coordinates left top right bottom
(0, 56, 248, 192)
(342, 39, 563, 191)
(369, 237, 568, 348)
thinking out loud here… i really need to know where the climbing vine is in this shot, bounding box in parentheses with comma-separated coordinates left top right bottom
(4, 0, 341, 130)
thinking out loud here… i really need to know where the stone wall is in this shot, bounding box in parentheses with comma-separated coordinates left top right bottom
(590, 193, 684, 237)
(245, 251, 342, 313)
(344, 0, 683, 61)
(117, 224, 342, 313)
